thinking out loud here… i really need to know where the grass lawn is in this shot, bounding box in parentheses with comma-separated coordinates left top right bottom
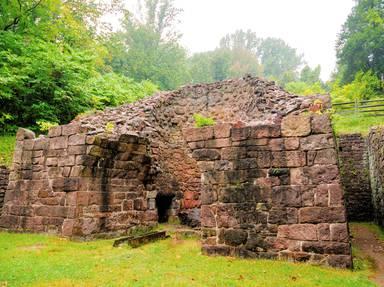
(0, 232, 375, 287)
(0, 135, 16, 167)
(331, 113, 384, 136)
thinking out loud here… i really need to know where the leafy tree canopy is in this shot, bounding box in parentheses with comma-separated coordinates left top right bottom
(336, 0, 384, 83)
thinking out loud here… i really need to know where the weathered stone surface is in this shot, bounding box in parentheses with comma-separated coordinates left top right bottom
(300, 134, 334, 151)
(0, 76, 351, 268)
(68, 134, 86, 146)
(277, 224, 317, 241)
(220, 229, 248, 246)
(271, 151, 306, 167)
(192, 149, 221, 161)
(311, 115, 332, 134)
(281, 115, 311, 137)
(338, 134, 372, 221)
(183, 127, 214, 142)
(49, 137, 68, 150)
(214, 123, 232, 139)
(48, 126, 62, 138)
(299, 207, 346, 224)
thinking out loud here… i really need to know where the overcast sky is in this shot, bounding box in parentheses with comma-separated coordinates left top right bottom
(176, 0, 355, 81)
(119, 0, 356, 81)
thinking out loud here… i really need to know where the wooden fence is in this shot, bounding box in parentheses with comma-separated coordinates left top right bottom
(333, 99, 384, 116)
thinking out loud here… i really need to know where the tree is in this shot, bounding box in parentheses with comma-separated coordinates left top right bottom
(219, 29, 259, 52)
(336, 0, 384, 83)
(188, 30, 263, 83)
(0, 0, 157, 132)
(257, 37, 303, 85)
(136, 0, 182, 41)
(300, 65, 321, 84)
(107, 2, 189, 90)
(187, 52, 214, 84)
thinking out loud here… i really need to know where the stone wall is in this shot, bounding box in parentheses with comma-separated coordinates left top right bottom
(0, 166, 9, 212)
(367, 127, 384, 227)
(0, 126, 156, 238)
(338, 134, 372, 221)
(1, 75, 351, 268)
(185, 114, 351, 268)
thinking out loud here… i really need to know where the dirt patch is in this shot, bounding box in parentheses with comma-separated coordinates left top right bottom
(17, 243, 45, 251)
(351, 224, 384, 286)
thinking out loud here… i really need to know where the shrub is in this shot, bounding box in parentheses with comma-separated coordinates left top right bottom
(193, 114, 215, 128)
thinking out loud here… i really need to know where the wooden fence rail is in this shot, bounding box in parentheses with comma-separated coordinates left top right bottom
(333, 98, 384, 116)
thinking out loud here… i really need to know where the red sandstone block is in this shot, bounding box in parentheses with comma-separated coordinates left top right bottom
(221, 147, 247, 160)
(272, 186, 302, 207)
(303, 165, 339, 185)
(271, 151, 306, 168)
(79, 217, 99, 236)
(284, 138, 300, 150)
(49, 136, 68, 150)
(205, 138, 232, 148)
(290, 168, 308, 185)
(23, 139, 35, 151)
(301, 241, 350, 255)
(277, 224, 317, 241)
(314, 184, 329, 207)
(268, 139, 284, 151)
(300, 134, 334, 151)
(35, 206, 67, 218)
(68, 134, 86, 146)
(183, 127, 214, 142)
(311, 114, 332, 134)
(62, 219, 75, 237)
(214, 123, 232, 138)
(299, 207, 346, 224)
(58, 156, 76, 167)
(62, 123, 81, 136)
(48, 126, 62, 138)
(122, 199, 134, 211)
(249, 125, 281, 138)
(314, 149, 338, 165)
(281, 115, 311, 137)
(63, 178, 79, 192)
(192, 149, 221, 161)
(231, 127, 249, 141)
(329, 184, 344, 206)
(201, 205, 216, 227)
(70, 166, 82, 177)
(317, 223, 331, 241)
(330, 223, 349, 242)
(188, 141, 205, 150)
(76, 192, 89, 206)
(46, 157, 58, 167)
(268, 208, 298, 225)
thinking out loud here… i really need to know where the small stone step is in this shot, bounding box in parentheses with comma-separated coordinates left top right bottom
(113, 231, 169, 248)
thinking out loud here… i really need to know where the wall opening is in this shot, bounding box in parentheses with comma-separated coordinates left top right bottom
(156, 193, 175, 223)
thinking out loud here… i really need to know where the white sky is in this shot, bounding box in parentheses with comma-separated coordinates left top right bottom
(176, 0, 355, 81)
(117, 0, 355, 81)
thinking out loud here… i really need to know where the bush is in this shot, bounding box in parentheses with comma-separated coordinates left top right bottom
(285, 81, 326, 96)
(193, 114, 215, 128)
(331, 70, 383, 103)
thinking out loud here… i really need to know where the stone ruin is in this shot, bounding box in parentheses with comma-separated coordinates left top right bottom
(0, 76, 352, 268)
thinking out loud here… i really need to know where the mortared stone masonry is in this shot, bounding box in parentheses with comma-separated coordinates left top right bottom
(185, 115, 351, 268)
(0, 76, 351, 267)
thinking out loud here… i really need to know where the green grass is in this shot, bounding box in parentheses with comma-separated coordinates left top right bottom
(0, 135, 16, 167)
(332, 113, 384, 136)
(0, 232, 375, 287)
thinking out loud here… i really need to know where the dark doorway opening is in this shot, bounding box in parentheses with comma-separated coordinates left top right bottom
(156, 193, 175, 223)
